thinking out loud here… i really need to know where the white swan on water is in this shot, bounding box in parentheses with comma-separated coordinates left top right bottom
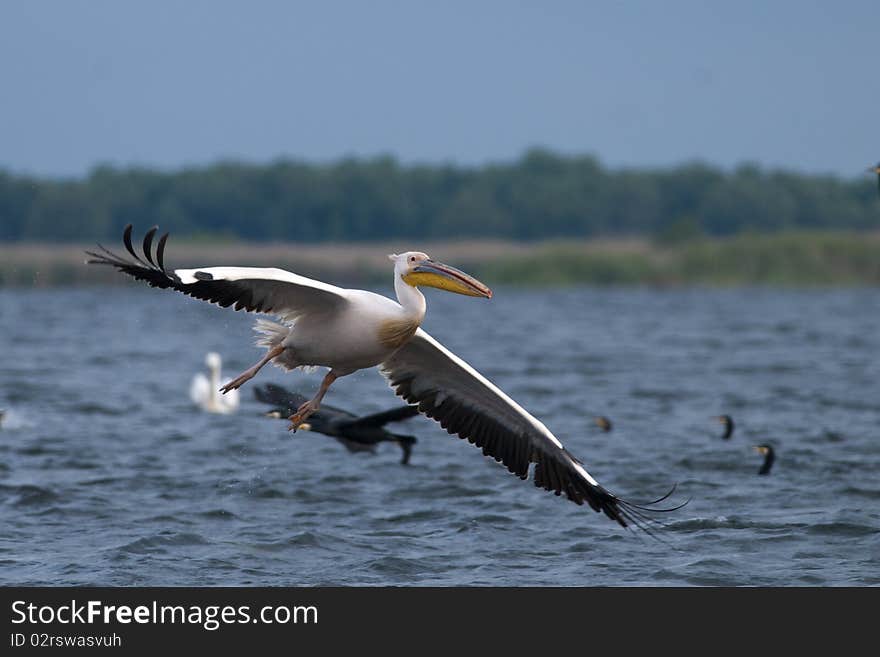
(190, 352, 240, 414)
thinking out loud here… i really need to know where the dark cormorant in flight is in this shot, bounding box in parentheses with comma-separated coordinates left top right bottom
(753, 445, 775, 475)
(254, 383, 419, 464)
(714, 415, 735, 440)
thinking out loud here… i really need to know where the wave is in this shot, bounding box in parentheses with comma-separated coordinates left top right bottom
(0, 483, 59, 507)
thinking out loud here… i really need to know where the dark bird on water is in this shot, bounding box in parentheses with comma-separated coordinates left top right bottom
(593, 416, 613, 432)
(255, 383, 419, 464)
(822, 430, 844, 443)
(868, 163, 880, 196)
(753, 445, 775, 475)
(714, 415, 735, 440)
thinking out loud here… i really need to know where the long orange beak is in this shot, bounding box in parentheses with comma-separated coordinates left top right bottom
(404, 261, 492, 298)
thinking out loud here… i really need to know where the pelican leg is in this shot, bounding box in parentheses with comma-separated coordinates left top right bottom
(220, 345, 285, 394)
(288, 370, 339, 432)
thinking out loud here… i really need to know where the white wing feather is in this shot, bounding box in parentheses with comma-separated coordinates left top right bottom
(174, 266, 349, 320)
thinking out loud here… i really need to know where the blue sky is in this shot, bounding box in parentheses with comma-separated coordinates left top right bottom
(2, 1, 878, 178)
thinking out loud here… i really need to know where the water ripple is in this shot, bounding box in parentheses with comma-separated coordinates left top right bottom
(1, 287, 879, 585)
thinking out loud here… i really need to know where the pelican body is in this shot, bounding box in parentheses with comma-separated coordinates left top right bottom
(194, 249, 490, 427)
(87, 225, 682, 530)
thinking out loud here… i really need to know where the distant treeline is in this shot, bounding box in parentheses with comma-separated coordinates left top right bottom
(1, 149, 878, 242)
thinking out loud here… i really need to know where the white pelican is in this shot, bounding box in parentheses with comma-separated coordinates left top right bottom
(190, 352, 240, 414)
(87, 225, 681, 529)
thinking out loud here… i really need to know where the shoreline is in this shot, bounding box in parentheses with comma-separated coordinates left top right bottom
(1, 231, 878, 287)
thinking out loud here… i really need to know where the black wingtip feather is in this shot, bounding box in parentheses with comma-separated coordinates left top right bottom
(122, 224, 144, 264)
(86, 225, 179, 290)
(90, 224, 345, 327)
(621, 484, 690, 513)
(142, 226, 158, 266)
(157, 232, 170, 271)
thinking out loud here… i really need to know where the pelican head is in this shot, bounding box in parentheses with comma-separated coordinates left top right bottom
(389, 252, 492, 298)
(868, 163, 880, 174)
(205, 352, 222, 371)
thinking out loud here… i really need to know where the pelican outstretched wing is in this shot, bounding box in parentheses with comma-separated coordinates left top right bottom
(87, 225, 348, 319)
(381, 329, 677, 529)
